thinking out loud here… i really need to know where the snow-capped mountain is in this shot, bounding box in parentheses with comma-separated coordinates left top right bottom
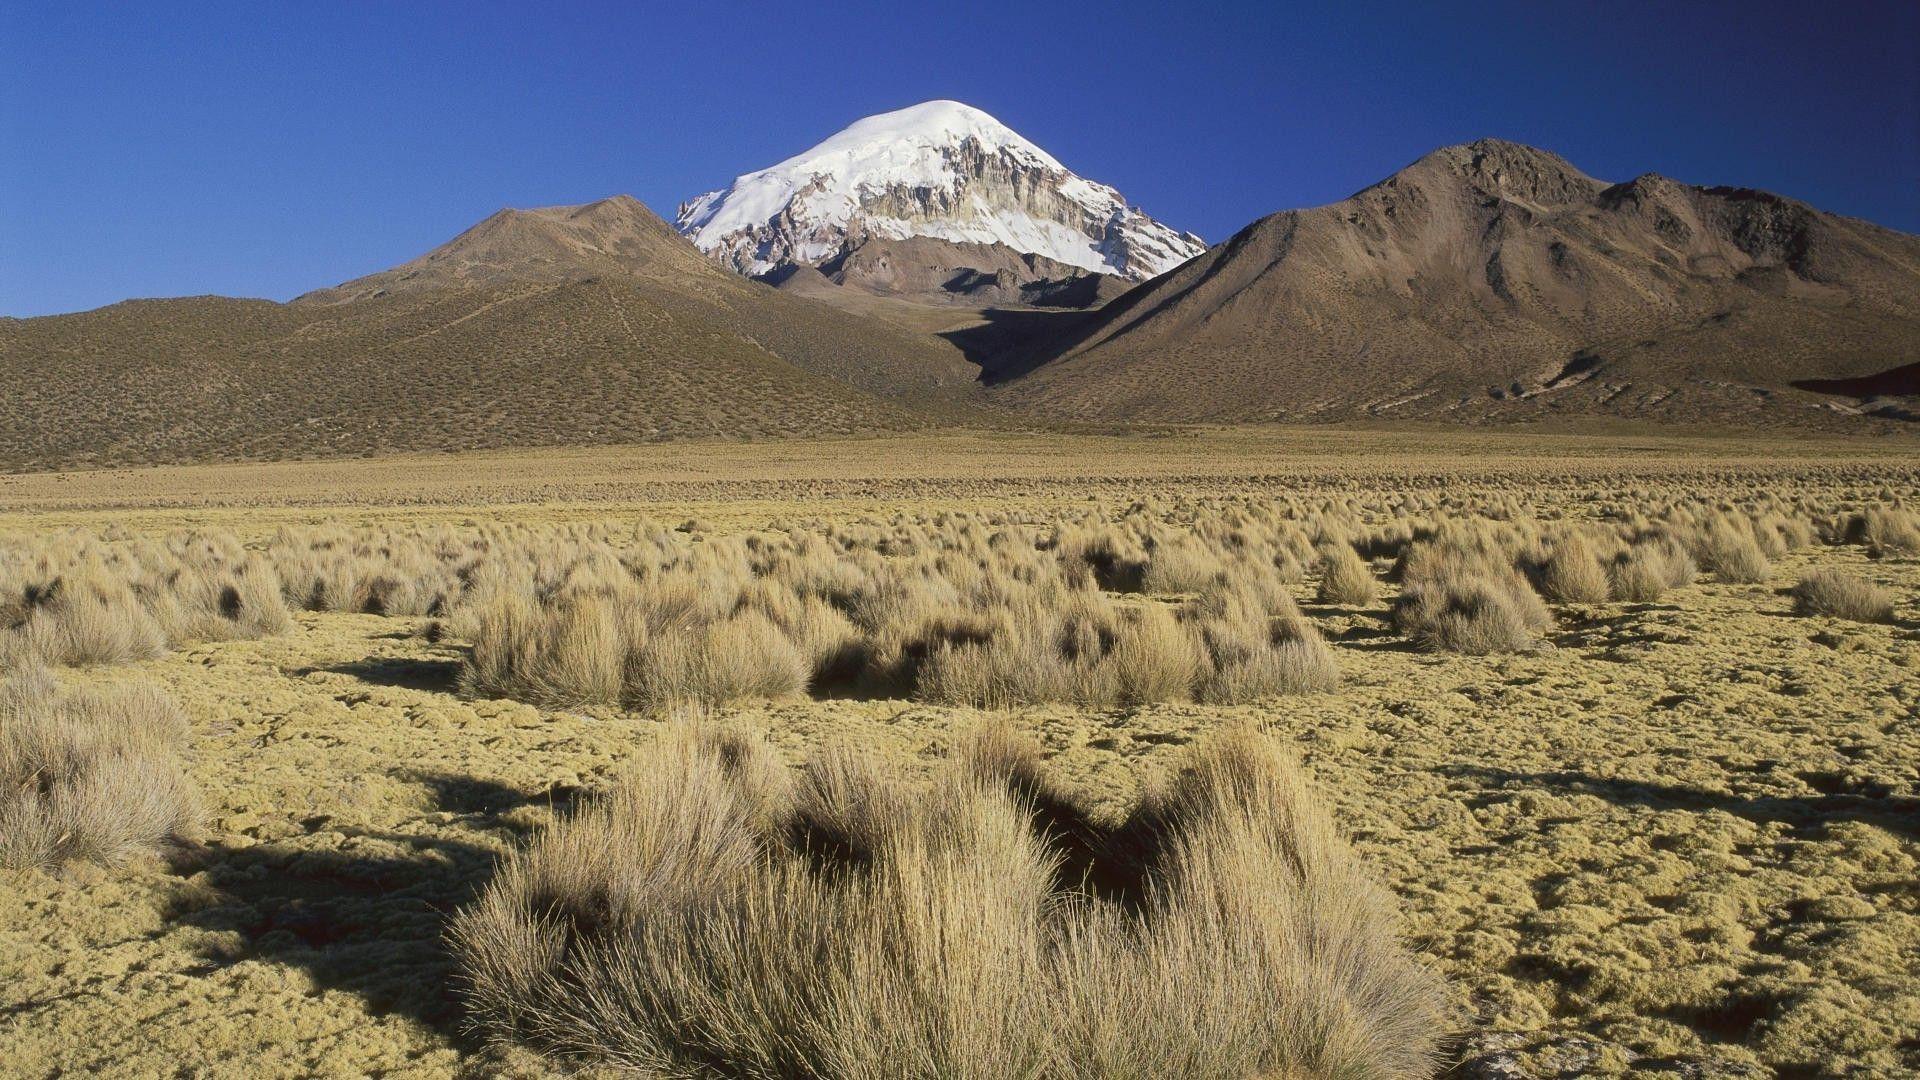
(676, 100, 1205, 283)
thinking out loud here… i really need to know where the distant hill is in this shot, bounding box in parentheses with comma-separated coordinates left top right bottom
(0, 197, 991, 471)
(995, 140, 1920, 428)
(5, 137, 1916, 475)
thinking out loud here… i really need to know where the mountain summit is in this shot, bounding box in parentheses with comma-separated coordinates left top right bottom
(675, 100, 1205, 284)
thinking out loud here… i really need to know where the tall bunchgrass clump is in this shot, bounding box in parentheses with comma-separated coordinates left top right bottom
(1791, 570, 1896, 624)
(1538, 531, 1611, 604)
(1608, 532, 1696, 602)
(0, 569, 168, 667)
(1845, 507, 1920, 557)
(1391, 535, 1553, 654)
(450, 723, 1450, 1078)
(0, 667, 200, 871)
(1316, 542, 1378, 606)
(1186, 593, 1339, 702)
(1693, 514, 1772, 584)
(459, 582, 809, 711)
(915, 591, 1211, 708)
(1140, 535, 1227, 595)
(0, 530, 294, 666)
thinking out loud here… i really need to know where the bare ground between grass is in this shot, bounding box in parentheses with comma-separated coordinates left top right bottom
(1, 539, 1915, 1078)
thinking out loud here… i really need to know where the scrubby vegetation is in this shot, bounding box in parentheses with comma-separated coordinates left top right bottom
(1792, 569, 1897, 623)
(0, 667, 199, 870)
(1, 530, 291, 666)
(3, 445, 1915, 1077)
(451, 723, 1450, 1077)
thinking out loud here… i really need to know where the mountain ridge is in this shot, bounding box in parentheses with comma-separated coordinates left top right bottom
(0, 196, 1001, 470)
(993, 138, 1920, 428)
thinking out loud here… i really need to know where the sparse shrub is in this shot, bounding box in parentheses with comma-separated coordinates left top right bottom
(459, 586, 809, 711)
(0, 668, 199, 870)
(1393, 572, 1552, 654)
(1608, 533, 1695, 602)
(1540, 532, 1610, 604)
(1109, 604, 1203, 705)
(1791, 570, 1896, 623)
(0, 570, 168, 667)
(1057, 529, 1148, 593)
(1846, 508, 1920, 557)
(1141, 536, 1225, 595)
(1390, 536, 1552, 654)
(1316, 543, 1378, 606)
(1697, 517, 1771, 584)
(1192, 610, 1339, 702)
(450, 723, 1449, 1077)
(150, 558, 296, 641)
(460, 592, 624, 708)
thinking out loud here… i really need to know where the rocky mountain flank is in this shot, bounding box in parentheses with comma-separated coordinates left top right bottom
(998, 139, 1920, 428)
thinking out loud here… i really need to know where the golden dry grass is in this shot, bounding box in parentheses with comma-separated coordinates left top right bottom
(451, 723, 1448, 1077)
(0, 432, 1915, 1078)
(0, 668, 199, 871)
(1791, 569, 1897, 623)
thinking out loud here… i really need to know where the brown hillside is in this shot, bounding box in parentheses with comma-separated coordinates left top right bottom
(998, 140, 1920, 429)
(297, 195, 714, 301)
(0, 198, 995, 471)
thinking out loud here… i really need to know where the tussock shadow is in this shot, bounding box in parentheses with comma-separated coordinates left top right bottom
(394, 769, 585, 834)
(167, 828, 498, 1041)
(1442, 765, 1919, 840)
(1337, 635, 1424, 654)
(314, 656, 463, 693)
(157, 772, 561, 1042)
(785, 757, 1207, 911)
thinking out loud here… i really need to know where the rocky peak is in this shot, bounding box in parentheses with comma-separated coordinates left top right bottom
(675, 100, 1205, 283)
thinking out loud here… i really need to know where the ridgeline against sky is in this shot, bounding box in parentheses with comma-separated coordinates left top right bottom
(4, 0, 1916, 316)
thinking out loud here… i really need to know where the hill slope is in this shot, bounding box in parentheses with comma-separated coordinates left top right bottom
(999, 140, 1920, 428)
(0, 198, 992, 471)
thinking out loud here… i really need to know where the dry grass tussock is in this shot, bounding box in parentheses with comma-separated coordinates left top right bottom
(0, 529, 292, 666)
(14, 490, 1885, 690)
(1844, 506, 1920, 557)
(1316, 541, 1379, 606)
(0, 667, 199, 871)
(1791, 570, 1897, 624)
(1390, 526, 1555, 654)
(221, 491, 1910, 691)
(1606, 531, 1696, 603)
(451, 722, 1450, 1078)
(1538, 529, 1611, 604)
(448, 527, 1344, 710)
(1692, 513, 1774, 584)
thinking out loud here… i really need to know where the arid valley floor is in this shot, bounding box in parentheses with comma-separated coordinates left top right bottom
(2, 429, 1916, 1079)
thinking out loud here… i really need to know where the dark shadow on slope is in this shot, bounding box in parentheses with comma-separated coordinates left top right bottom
(1791, 360, 1920, 398)
(939, 307, 1106, 382)
(1791, 361, 1920, 422)
(1441, 765, 1919, 840)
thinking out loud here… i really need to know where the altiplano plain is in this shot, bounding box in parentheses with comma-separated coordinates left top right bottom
(3, 431, 1915, 1078)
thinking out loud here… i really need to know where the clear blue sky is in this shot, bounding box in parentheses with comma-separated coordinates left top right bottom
(4, 0, 1915, 317)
